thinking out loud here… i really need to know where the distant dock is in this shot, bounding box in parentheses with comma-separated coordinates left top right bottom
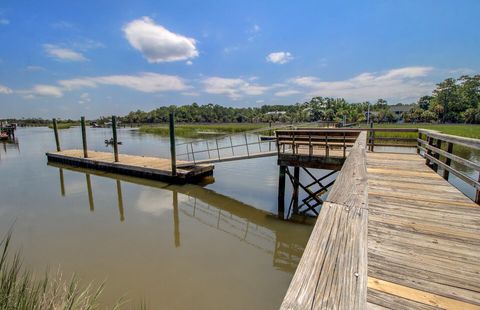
(46, 150, 214, 183)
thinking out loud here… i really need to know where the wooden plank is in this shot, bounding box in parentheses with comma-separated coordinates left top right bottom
(368, 277, 480, 310)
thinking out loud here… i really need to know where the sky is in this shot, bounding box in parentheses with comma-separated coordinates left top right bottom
(0, 0, 479, 119)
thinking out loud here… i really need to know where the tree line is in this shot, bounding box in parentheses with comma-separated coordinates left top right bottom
(3, 75, 479, 125)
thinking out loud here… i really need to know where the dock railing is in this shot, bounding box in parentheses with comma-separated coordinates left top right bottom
(280, 131, 368, 309)
(417, 129, 480, 204)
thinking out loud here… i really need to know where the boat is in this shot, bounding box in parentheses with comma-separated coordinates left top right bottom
(105, 138, 122, 145)
(260, 135, 276, 141)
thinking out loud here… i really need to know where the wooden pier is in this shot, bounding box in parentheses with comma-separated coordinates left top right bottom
(280, 128, 480, 309)
(46, 150, 214, 183)
(46, 115, 214, 184)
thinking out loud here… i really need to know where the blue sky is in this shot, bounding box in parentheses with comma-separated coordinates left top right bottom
(0, 0, 479, 118)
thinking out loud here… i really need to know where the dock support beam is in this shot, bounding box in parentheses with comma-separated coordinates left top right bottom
(52, 118, 61, 151)
(278, 165, 286, 219)
(81, 116, 88, 158)
(292, 167, 300, 214)
(112, 116, 119, 162)
(169, 113, 177, 176)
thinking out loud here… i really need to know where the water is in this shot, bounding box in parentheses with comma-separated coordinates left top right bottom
(0, 127, 313, 309)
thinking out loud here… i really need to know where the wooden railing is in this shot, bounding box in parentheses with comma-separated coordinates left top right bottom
(280, 131, 368, 309)
(275, 129, 361, 158)
(417, 129, 480, 204)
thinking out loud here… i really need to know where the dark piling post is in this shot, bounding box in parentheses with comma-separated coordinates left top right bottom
(278, 166, 286, 219)
(81, 116, 88, 158)
(116, 180, 125, 222)
(292, 167, 300, 215)
(86, 174, 94, 211)
(112, 116, 119, 162)
(169, 113, 177, 176)
(52, 118, 61, 151)
(173, 191, 180, 247)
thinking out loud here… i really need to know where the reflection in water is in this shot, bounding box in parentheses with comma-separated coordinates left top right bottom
(116, 180, 125, 222)
(59, 168, 66, 196)
(86, 174, 94, 211)
(50, 162, 310, 273)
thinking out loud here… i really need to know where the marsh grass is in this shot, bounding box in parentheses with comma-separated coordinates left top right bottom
(139, 123, 266, 138)
(0, 232, 131, 310)
(47, 122, 79, 130)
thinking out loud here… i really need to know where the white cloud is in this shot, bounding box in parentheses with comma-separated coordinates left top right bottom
(266, 51, 293, 64)
(0, 85, 12, 94)
(78, 92, 91, 104)
(252, 24, 261, 33)
(59, 72, 188, 93)
(24, 65, 46, 72)
(203, 77, 270, 99)
(123, 16, 198, 63)
(186, 60, 193, 65)
(0, 19, 9, 25)
(25, 85, 64, 98)
(43, 44, 88, 62)
(275, 89, 300, 97)
(290, 66, 434, 102)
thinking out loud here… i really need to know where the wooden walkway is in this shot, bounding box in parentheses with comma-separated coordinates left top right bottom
(46, 150, 214, 183)
(281, 130, 480, 310)
(367, 152, 480, 309)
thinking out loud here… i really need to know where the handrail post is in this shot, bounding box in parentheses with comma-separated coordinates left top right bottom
(52, 118, 61, 151)
(112, 115, 119, 162)
(169, 112, 177, 176)
(369, 122, 375, 152)
(417, 132, 422, 154)
(443, 142, 453, 180)
(215, 138, 221, 159)
(81, 116, 88, 158)
(433, 138, 442, 172)
(244, 133, 250, 156)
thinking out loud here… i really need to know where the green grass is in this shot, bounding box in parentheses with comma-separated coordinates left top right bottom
(48, 122, 79, 130)
(139, 123, 267, 138)
(364, 123, 480, 139)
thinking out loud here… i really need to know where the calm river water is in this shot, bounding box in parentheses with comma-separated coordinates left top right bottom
(0, 127, 314, 309)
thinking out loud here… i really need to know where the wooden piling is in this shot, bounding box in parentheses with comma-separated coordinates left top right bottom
(81, 116, 88, 158)
(112, 116, 119, 162)
(278, 166, 286, 219)
(169, 113, 177, 176)
(292, 167, 300, 214)
(52, 118, 61, 151)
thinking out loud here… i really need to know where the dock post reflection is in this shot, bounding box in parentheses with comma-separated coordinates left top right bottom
(173, 191, 180, 247)
(59, 168, 66, 196)
(86, 174, 94, 211)
(116, 180, 125, 222)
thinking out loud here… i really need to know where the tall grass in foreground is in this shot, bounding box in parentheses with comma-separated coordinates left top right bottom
(0, 232, 140, 310)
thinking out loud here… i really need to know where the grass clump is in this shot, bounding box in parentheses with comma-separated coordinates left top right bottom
(139, 123, 266, 138)
(0, 232, 128, 310)
(48, 122, 78, 130)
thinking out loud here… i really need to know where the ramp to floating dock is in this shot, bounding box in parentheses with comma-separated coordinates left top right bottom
(46, 150, 214, 183)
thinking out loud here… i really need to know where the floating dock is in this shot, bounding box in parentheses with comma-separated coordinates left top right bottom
(46, 150, 214, 184)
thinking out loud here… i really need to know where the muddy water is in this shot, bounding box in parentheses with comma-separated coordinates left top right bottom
(0, 127, 313, 309)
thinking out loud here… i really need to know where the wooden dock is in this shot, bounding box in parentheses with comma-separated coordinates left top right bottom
(46, 150, 214, 183)
(281, 129, 480, 309)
